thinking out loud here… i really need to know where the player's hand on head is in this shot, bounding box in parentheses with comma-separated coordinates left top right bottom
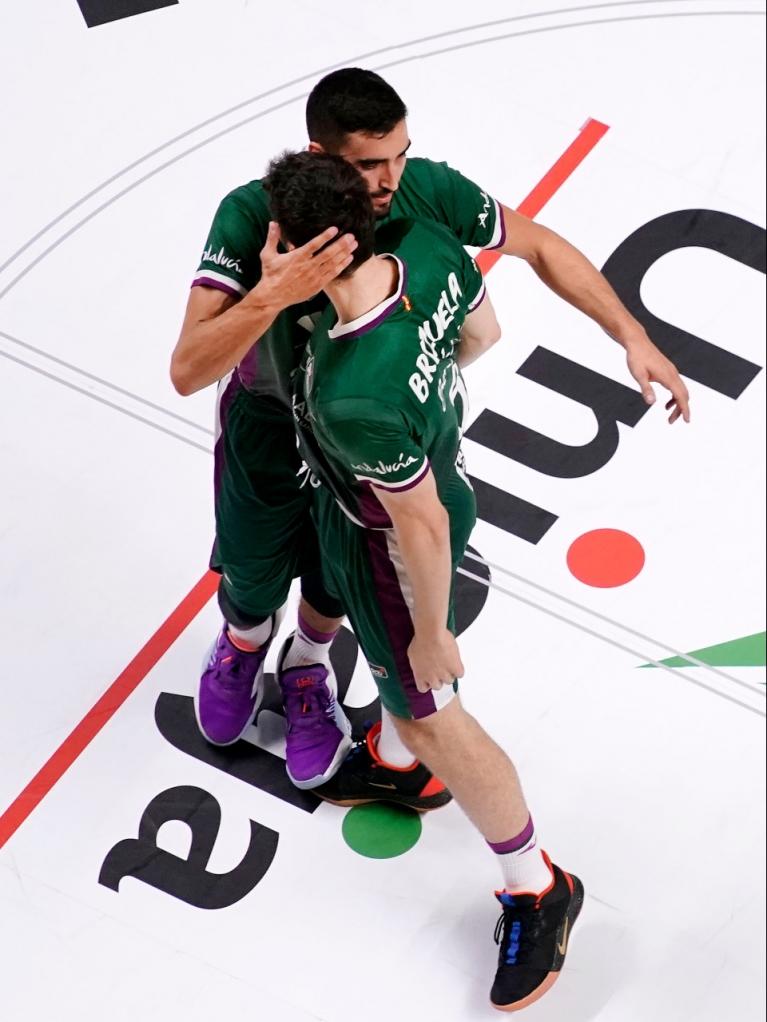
(625, 337, 691, 424)
(255, 222, 357, 309)
(408, 630, 464, 693)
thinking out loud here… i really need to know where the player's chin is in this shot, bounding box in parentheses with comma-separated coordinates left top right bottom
(373, 199, 393, 218)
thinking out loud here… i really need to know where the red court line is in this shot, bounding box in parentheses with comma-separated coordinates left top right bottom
(476, 117, 609, 275)
(0, 116, 610, 851)
(0, 570, 220, 848)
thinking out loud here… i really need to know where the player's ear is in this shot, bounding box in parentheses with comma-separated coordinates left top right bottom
(271, 223, 292, 251)
(306, 141, 325, 154)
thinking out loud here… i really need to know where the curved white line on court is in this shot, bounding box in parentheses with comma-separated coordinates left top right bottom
(0, 0, 737, 279)
(0, 4, 763, 300)
(2, 335, 759, 714)
(463, 551, 764, 692)
(0, 3, 761, 714)
(0, 328, 214, 436)
(0, 348, 214, 455)
(457, 566, 766, 718)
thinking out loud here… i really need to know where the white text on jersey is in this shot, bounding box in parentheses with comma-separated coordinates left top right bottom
(477, 191, 492, 229)
(201, 245, 243, 274)
(409, 272, 462, 403)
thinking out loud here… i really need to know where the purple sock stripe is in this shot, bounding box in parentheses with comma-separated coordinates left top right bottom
(297, 612, 338, 645)
(487, 816, 535, 855)
(364, 530, 436, 720)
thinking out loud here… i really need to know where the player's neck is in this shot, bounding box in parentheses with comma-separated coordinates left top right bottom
(325, 255, 398, 327)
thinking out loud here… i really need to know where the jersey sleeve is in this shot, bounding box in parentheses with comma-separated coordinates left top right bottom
(191, 188, 269, 298)
(425, 160, 506, 250)
(458, 243, 487, 313)
(323, 400, 430, 492)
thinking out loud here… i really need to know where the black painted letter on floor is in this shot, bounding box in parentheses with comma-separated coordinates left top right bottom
(77, 0, 178, 29)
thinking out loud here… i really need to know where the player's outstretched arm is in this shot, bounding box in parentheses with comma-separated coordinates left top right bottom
(170, 223, 357, 395)
(375, 472, 464, 693)
(456, 291, 502, 368)
(497, 206, 690, 424)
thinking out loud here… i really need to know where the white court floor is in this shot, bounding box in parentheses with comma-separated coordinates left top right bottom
(1, 2, 765, 1020)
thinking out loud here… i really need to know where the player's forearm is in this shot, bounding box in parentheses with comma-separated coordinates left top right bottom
(500, 209, 649, 350)
(389, 503, 452, 636)
(170, 289, 281, 395)
(533, 232, 647, 345)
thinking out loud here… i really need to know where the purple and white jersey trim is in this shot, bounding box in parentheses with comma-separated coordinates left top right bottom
(191, 269, 247, 298)
(482, 196, 506, 251)
(467, 279, 487, 312)
(328, 256, 407, 340)
(354, 455, 429, 492)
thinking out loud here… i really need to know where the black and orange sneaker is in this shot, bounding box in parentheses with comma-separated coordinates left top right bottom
(490, 853, 584, 1012)
(313, 721, 452, 812)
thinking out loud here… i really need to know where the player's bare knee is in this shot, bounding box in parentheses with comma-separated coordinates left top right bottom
(391, 698, 466, 756)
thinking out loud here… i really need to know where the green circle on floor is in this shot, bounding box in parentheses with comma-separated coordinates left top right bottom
(342, 803, 423, 859)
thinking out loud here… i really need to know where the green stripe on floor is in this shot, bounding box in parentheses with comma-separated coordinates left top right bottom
(640, 631, 766, 669)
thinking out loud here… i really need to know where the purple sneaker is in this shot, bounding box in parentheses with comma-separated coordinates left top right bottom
(195, 626, 273, 745)
(276, 637, 353, 789)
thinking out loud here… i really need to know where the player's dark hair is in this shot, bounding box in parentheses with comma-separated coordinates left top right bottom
(264, 150, 375, 278)
(306, 68, 407, 149)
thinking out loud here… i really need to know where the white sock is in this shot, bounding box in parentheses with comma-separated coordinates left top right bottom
(488, 818, 554, 895)
(282, 613, 338, 677)
(377, 708, 416, 767)
(228, 615, 273, 651)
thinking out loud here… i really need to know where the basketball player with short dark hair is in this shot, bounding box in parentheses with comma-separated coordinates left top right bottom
(170, 68, 690, 801)
(267, 147, 583, 1013)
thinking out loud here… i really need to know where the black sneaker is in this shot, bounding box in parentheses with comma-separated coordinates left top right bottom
(313, 721, 452, 812)
(491, 852, 584, 1012)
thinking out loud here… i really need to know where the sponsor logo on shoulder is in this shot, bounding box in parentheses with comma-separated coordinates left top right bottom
(368, 662, 389, 679)
(477, 190, 492, 229)
(353, 454, 418, 476)
(201, 245, 243, 274)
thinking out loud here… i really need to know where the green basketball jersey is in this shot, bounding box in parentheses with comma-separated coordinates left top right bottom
(192, 158, 504, 405)
(293, 218, 484, 543)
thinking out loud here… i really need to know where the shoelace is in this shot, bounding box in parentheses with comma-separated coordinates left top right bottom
(209, 631, 266, 686)
(212, 652, 250, 688)
(494, 904, 545, 966)
(339, 718, 377, 764)
(286, 687, 335, 732)
(342, 740, 367, 763)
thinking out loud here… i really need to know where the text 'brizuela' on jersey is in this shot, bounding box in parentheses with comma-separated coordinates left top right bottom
(292, 216, 483, 549)
(190, 158, 505, 406)
(293, 217, 484, 719)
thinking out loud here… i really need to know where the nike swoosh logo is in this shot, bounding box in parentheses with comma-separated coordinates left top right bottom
(369, 782, 398, 790)
(557, 919, 570, 957)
